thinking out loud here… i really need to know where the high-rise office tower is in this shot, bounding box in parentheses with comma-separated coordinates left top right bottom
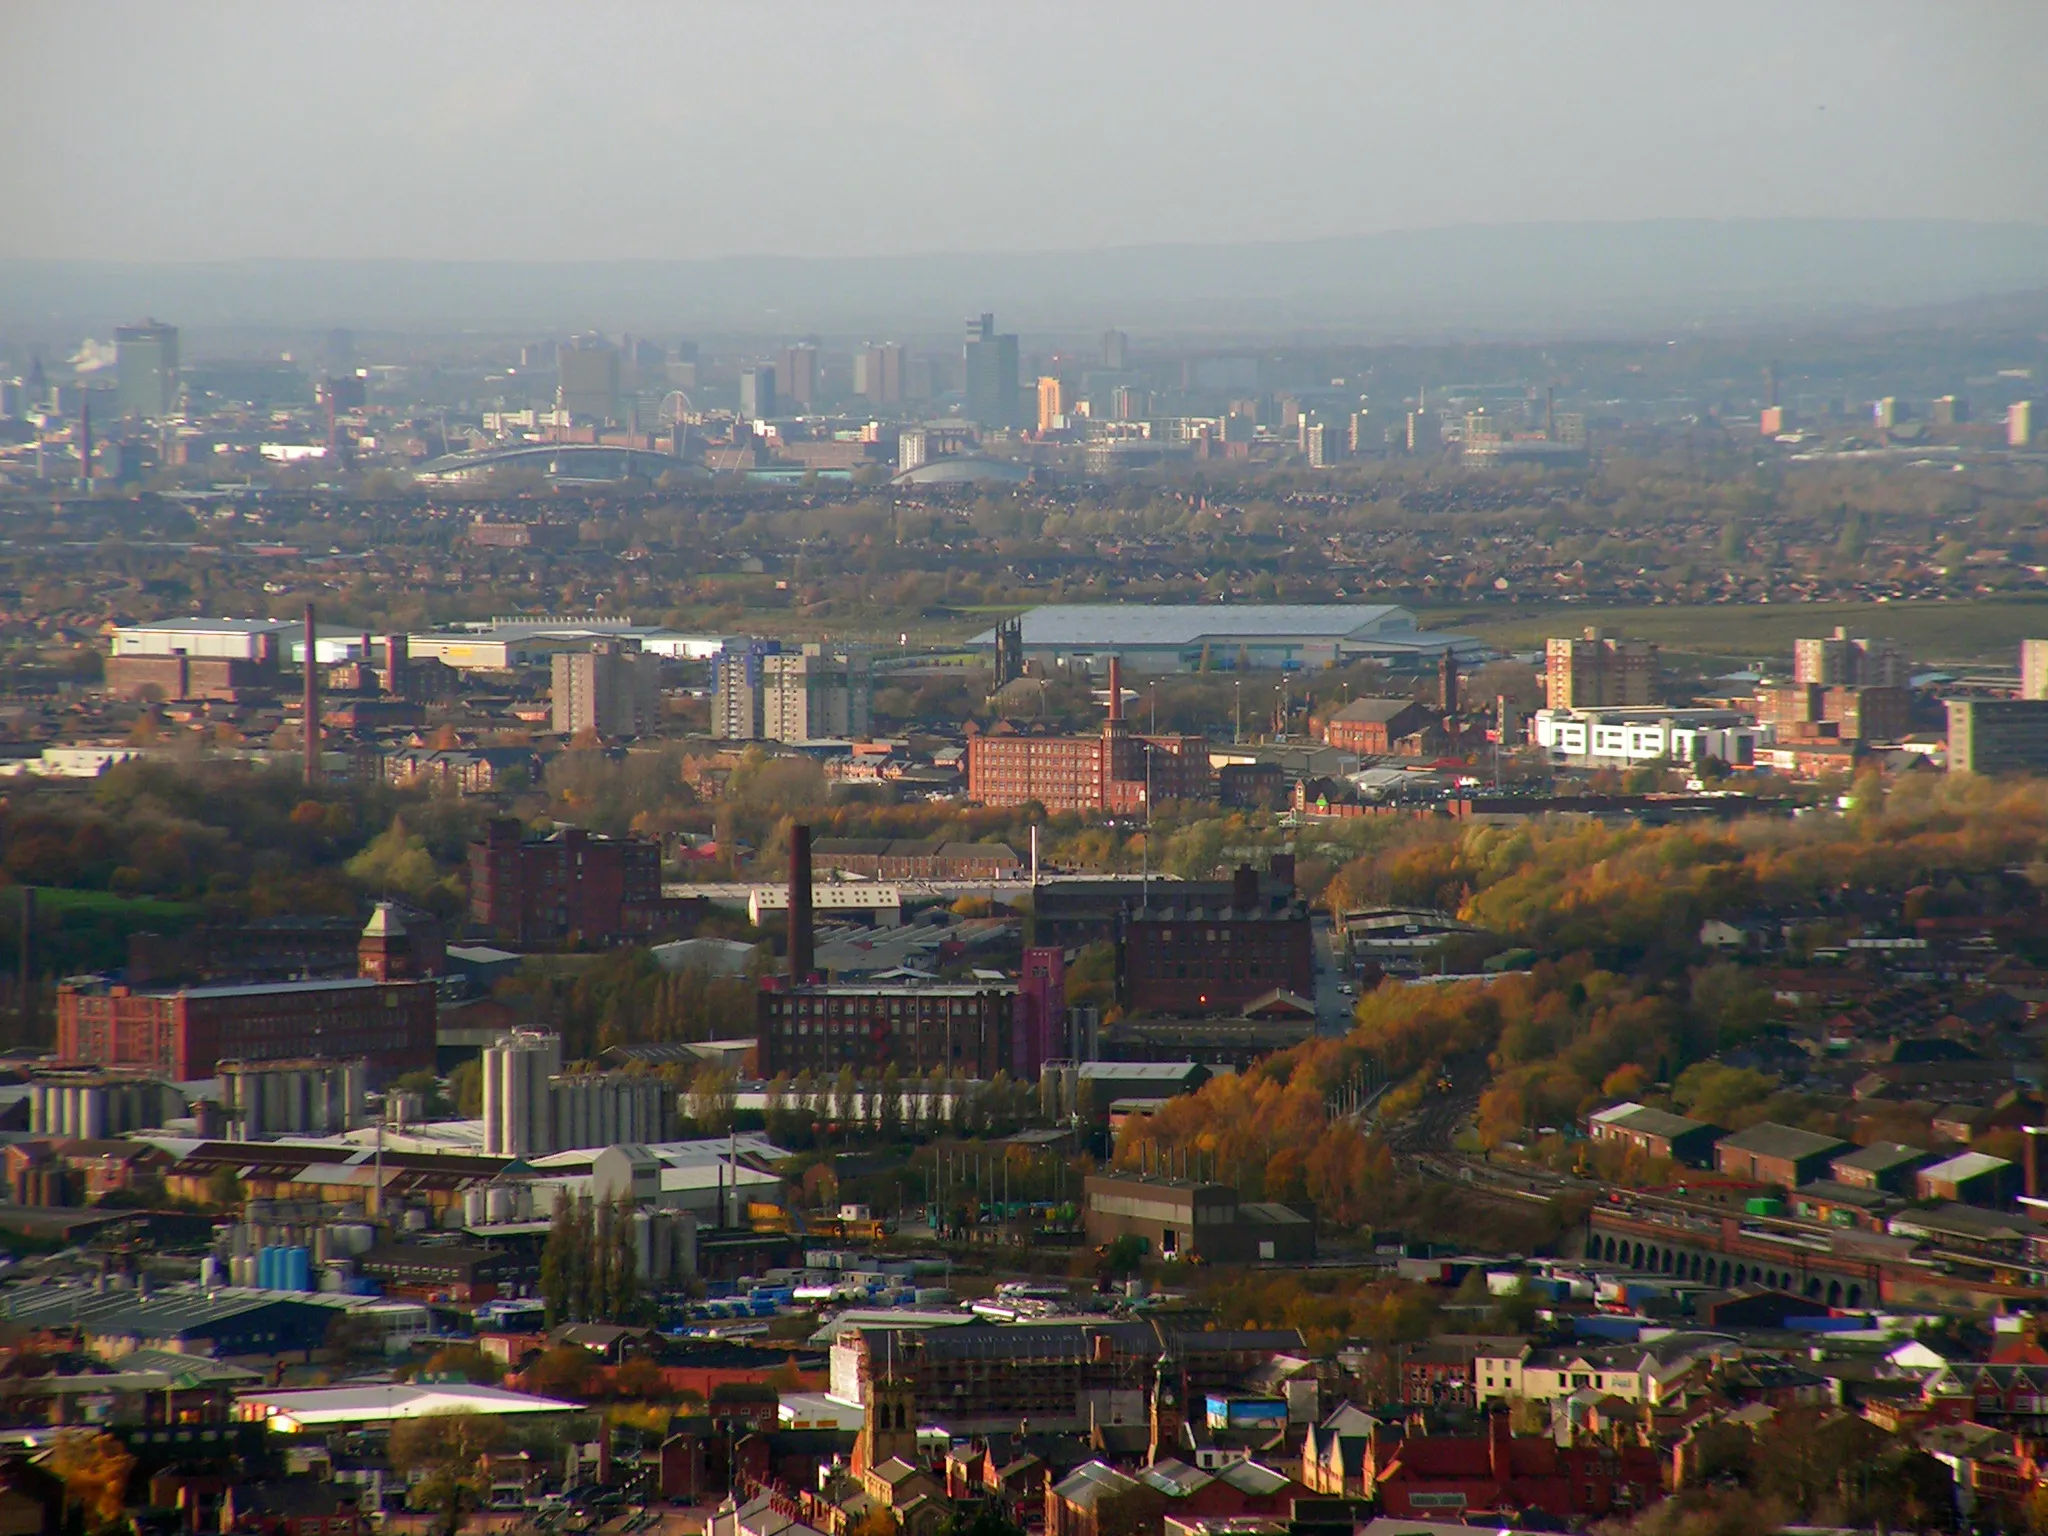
(1037, 376, 1063, 433)
(777, 344, 818, 410)
(963, 313, 1019, 429)
(557, 337, 621, 422)
(2011, 400, 2036, 449)
(855, 343, 905, 405)
(739, 367, 778, 421)
(1101, 329, 1129, 370)
(114, 321, 179, 420)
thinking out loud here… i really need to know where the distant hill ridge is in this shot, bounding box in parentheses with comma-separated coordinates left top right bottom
(6, 218, 2048, 335)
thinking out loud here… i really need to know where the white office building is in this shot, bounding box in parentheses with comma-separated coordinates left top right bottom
(1533, 708, 1757, 768)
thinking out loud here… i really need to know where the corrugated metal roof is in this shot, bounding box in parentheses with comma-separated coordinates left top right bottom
(1918, 1151, 2012, 1183)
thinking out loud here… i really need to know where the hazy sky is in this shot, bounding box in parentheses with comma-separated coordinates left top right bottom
(6, 0, 2044, 263)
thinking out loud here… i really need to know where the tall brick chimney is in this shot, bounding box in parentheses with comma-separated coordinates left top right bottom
(1107, 656, 1123, 722)
(789, 824, 814, 982)
(302, 602, 319, 785)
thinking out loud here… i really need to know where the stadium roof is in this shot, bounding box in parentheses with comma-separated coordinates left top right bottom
(978, 603, 1416, 648)
(891, 456, 1032, 487)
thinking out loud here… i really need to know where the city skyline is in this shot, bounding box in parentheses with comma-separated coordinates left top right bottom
(3, 1, 2043, 268)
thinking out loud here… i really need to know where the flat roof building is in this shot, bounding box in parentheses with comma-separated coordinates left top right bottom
(57, 974, 435, 1083)
(973, 605, 1476, 674)
(1948, 698, 2048, 775)
(1082, 1173, 1314, 1265)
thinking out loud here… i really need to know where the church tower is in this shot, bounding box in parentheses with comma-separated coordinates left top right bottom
(855, 1351, 919, 1475)
(1147, 1354, 1183, 1466)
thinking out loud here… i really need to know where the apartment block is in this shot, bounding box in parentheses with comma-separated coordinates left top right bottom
(1948, 698, 2048, 775)
(1544, 628, 1656, 708)
(761, 644, 872, 744)
(552, 641, 659, 737)
(1793, 626, 1908, 689)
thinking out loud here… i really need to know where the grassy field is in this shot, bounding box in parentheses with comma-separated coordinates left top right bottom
(3, 886, 202, 976)
(1419, 598, 2048, 667)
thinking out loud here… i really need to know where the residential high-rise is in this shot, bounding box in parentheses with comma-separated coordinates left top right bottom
(1931, 395, 1968, 427)
(1101, 329, 1129, 370)
(2021, 639, 2048, 702)
(552, 641, 659, 737)
(855, 343, 905, 405)
(114, 320, 179, 420)
(1306, 422, 1338, 468)
(557, 337, 621, 422)
(1036, 376, 1063, 433)
(897, 428, 928, 473)
(2012, 401, 2036, 449)
(739, 366, 777, 420)
(777, 344, 818, 410)
(711, 639, 780, 739)
(1873, 397, 1902, 431)
(761, 644, 872, 744)
(1793, 627, 1907, 689)
(963, 312, 1019, 429)
(1545, 627, 1657, 708)
(1406, 412, 1440, 453)
(1948, 698, 2048, 775)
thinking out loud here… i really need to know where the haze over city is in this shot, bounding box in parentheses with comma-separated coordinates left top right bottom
(4, 8, 2048, 1536)
(5, 2, 2048, 330)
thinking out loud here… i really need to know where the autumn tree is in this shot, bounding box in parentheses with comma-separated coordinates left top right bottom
(46, 1429, 135, 1530)
(388, 1410, 505, 1536)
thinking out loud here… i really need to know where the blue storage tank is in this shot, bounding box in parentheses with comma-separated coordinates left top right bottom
(257, 1246, 277, 1290)
(282, 1246, 312, 1292)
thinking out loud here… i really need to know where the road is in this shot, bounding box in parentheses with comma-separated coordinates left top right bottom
(1312, 916, 1357, 1036)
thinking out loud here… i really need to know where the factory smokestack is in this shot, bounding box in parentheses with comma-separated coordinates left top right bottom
(17, 887, 32, 1045)
(302, 602, 319, 785)
(788, 824, 814, 982)
(1107, 656, 1123, 723)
